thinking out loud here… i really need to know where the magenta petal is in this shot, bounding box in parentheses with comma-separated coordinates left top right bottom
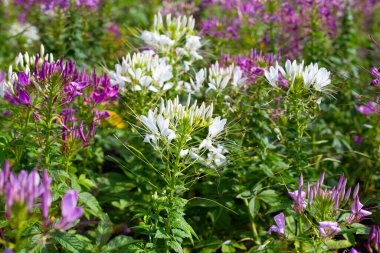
(61, 190, 78, 217)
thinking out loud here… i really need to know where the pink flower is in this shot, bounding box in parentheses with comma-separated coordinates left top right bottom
(318, 221, 340, 237)
(268, 212, 285, 236)
(58, 190, 83, 229)
(347, 195, 372, 223)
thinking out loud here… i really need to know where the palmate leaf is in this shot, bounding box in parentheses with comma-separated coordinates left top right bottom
(50, 231, 84, 253)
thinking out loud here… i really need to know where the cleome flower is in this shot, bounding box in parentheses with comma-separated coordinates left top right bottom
(268, 212, 286, 236)
(318, 221, 341, 237)
(140, 13, 202, 63)
(347, 195, 372, 223)
(109, 51, 174, 93)
(0, 161, 83, 229)
(264, 60, 331, 92)
(140, 96, 228, 168)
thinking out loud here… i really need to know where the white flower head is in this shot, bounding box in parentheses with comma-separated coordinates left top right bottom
(208, 116, 227, 138)
(264, 61, 284, 87)
(302, 62, 331, 92)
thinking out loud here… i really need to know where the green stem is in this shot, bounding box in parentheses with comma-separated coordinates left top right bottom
(244, 199, 260, 244)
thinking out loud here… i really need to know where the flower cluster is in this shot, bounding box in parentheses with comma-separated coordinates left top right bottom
(111, 13, 204, 96)
(139, 96, 228, 168)
(269, 172, 372, 241)
(1, 46, 118, 148)
(356, 66, 380, 117)
(264, 60, 331, 93)
(199, 0, 345, 57)
(141, 13, 201, 61)
(0, 161, 83, 229)
(179, 62, 246, 96)
(110, 51, 173, 93)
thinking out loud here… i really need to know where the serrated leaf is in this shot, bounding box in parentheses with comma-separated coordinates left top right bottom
(101, 236, 135, 253)
(168, 240, 182, 253)
(79, 192, 106, 220)
(50, 232, 84, 253)
(155, 229, 171, 239)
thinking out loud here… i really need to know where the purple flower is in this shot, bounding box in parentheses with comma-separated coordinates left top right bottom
(353, 135, 363, 145)
(58, 190, 83, 229)
(349, 248, 360, 253)
(347, 195, 372, 223)
(357, 102, 377, 116)
(18, 72, 30, 86)
(0, 162, 46, 218)
(17, 89, 30, 105)
(318, 221, 341, 237)
(107, 23, 121, 38)
(268, 212, 285, 236)
(288, 174, 306, 212)
(365, 226, 380, 252)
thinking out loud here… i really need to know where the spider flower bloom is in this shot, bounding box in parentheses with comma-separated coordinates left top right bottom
(58, 190, 83, 229)
(268, 212, 285, 236)
(318, 221, 341, 237)
(347, 195, 372, 223)
(0, 162, 52, 219)
(288, 174, 306, 213)
(357, 102, 377, 116)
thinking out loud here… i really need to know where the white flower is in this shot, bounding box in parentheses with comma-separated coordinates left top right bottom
(9, 22, 40, 45)
(140, 110, 159, 135)
(156, 115, 176, 142)
(207, 62, 234, 93)
(302, 63, 319, 88)
(264, 62, 284, 87)
(208, 116, 227, 138)
(185, 35, 202, 59)
(180, 149, 189, 157)
(139, 110, 177, 148)
(302, 63, 331, 91)
(152, 62, 173, 86)
(313, 68, 331, 91)
(232, 67, 246, 87)
(207, 144, 228, 167)
(141, 31, 174, 52)
(284, 60, 304, 85)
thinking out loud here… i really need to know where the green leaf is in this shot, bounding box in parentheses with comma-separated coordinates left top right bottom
(221, 244, 236, 253)
(101, 236, 135, 253)
(326, 239, 352, 249)
(50, 232, 84, 253)
(79, 192, 106, 220)
(248, 197, 259, 218)
(155, 229, 171, 239)
(168, 240, 183, 253)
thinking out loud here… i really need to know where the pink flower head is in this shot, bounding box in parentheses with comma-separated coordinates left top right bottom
(318, 221, 341, 237)
(357, 102, 377, 116)
(268, 212, 285, 236)
(58, 190, 83, 229)
(347, 195, 372, 223)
